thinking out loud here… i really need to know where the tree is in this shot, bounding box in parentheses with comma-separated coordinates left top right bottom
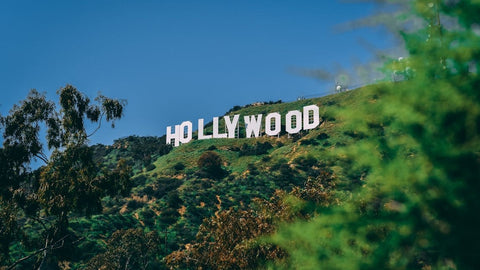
(197, 151, 225, 178)
(0, 85, 130, 268)
(158, 191, 183, 254)
(85, 228, 161, 270)
(270, 0, 480, 269)
(165, 206, 284, 270)
(165, 172, 336, 270)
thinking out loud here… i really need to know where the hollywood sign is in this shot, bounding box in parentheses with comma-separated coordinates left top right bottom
(166, 104, 320, 146)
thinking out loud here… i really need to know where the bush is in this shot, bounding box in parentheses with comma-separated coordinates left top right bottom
(247, 163, 259, 175)
(151, 177, 182, 199)
(270, 2, 480, 269)
(293, 155, 318, 171)
(146, 163, 156, 171)
(261, 155, 271, 162)
(197, 151, 225, 178)
(207, 145, 217, 150)
(316, 133, 329, 140)
(126, 200, 144, 211)
(299, 138, 319, 146)
(239, 142, 273, 156)
(173, 162, 185, 171)
(138, 185, 154, 197)
(140, 208, 156, 227)
(132, 175, 147, 186)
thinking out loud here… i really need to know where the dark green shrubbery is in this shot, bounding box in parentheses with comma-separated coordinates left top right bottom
(270, 1, 480, 269)
(197, 151, 226, 179)
(239, 142, 273, 156)
(173, 162, 185, 171)
(145, 163, 156, 171)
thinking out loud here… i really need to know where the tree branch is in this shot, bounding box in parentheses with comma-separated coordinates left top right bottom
(7, 234, 69, 270)
(124, 254, 131, 270)
(34, 152, 49, 164)
(33, 217, 49, 232)
(87, 112, 104, 138)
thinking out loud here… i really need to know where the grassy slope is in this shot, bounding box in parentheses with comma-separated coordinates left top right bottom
(147, 86, 371, 178)
(66, 85, 377, 267)
(126, 86, 375, 240)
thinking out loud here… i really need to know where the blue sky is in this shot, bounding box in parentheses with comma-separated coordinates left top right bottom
(0, 0, 396, 145)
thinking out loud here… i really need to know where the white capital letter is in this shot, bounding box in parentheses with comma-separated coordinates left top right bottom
(303, 105, 320, 130)
(198, 118, 212, 140)
(213, 117, 228, 138)
(286, 110, 302, 134)
(265, 112, 281, 136)
(166, 125, 180, 147)
(225, 114, 240, 138)
(244, 114, 263, 138)
(179, 121, 193, 144)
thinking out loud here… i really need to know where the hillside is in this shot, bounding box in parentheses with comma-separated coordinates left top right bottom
(5, 74, 479, 269)
(4, 2, 479, 268)
(62, 86, 375, 268)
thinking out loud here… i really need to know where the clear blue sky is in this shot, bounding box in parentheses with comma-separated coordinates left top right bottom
(0, 0, 396, 145)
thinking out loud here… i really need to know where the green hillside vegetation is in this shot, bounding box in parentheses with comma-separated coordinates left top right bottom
(78, 84, 421, 269)
(82, 87, 369, 268)
(2, 0, 480, 269)
(153, 88, 374, 175)
(0, 82, 373, 268)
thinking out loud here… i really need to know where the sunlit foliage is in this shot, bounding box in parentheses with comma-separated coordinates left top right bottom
(270, 1, 480, 269)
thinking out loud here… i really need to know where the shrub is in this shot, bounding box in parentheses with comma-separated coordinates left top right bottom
(239, 142, 273, 156)
(173, 162, 185, 171)
(126, 200, 144, 211)
(299, 138, 319, 146)
(140, 208, 156, 227)
(293, 155, 318, 171)
(132, 175, 147, 186)
(207, 145, 217, 150)
(197, 151, 225, 178)
(145, 163, 156, 171)
(247, 163, 259, 175)
(316, 133, 329, 140)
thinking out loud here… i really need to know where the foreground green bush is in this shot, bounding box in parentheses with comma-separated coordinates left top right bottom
(270, 1, 480, 269)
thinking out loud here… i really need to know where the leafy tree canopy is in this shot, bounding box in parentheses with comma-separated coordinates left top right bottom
(0, 85, 130, 268)
(269, 0, 480, 269)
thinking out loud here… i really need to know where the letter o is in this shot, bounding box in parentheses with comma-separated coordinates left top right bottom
(265, 112, 281, 136)
(286, 110, 302, 134)
(179, 121, 193, 144)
